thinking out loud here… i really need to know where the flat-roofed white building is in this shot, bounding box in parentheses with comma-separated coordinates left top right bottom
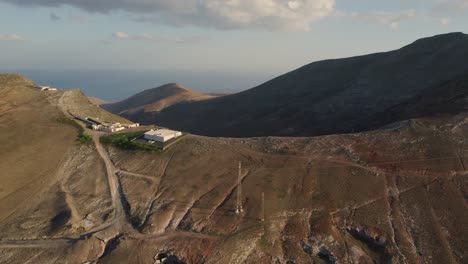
(124, 123, 140, 128)
(144, 129, 182, 142)
(36, 86, 57, 91)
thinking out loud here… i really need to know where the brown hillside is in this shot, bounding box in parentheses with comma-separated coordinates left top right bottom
(47, 89, 133, 124)
(101, 83, 216, 119)
(0, 74, 113, 245)
(109, 33, 468, 137)
(100, 112, 468, 263)
(88, 96, 107, 106)
(0, 73, 467, 263)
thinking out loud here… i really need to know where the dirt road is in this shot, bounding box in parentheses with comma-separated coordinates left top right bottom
(0, 238, 74, 248)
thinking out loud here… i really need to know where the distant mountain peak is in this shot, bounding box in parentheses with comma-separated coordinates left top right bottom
(101, 83, 218, 116)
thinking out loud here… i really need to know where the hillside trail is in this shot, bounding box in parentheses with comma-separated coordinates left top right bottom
(58, 91, 128, 232)
(0, 90, 221, 250)
(0, 91, 128, 249)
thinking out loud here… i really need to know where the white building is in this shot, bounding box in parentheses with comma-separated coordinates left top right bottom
(100, 125, 126, 133)
(144, 129, 182, 142)
(124, 123, 140, 128)
(92, 123, 126, 133)
(36, 86, 57, 91)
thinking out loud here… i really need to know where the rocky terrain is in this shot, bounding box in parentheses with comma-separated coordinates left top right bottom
(105, 32, 468, 138)
(0, 74, 467, 263)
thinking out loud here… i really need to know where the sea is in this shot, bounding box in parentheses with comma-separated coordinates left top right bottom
(12, 69, 278, 102)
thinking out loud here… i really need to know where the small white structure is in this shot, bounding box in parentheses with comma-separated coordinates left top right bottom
(99, 125, 126, 133)
(91, 123, 126, 133)
(124, 123, 140, 128)
(36, 86, 57, 91)
(144, 129, 182, 142)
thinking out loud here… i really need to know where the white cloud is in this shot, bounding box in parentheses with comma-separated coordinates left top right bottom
(0, 34, 25, 41)
(390, 22, 399, 31)
(439, 18, 451, 25)
(337, 7, 459, 30)
(112, 32, 205, 44)
(0, 0, 335, 31)
(113, 32, 129, 39)
(347, 9, 418, 30)
(433, 0, 468, 14)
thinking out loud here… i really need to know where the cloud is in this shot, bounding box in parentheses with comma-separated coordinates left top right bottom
(112, 32, 205, 44)
(347, 9, 417, 31)
(68, 14, 94, 24)
(0, 0, 335, 31)
(50, 12, 60, 21)
(113, 32, 129, 39)
(0, 34, 25, 41)
(433, 0, 468, 14)
(439, 18, 451, 25)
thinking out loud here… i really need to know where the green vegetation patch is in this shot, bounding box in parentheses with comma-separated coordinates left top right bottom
(56, 115, 84, 134)
(76, 226, 86, 235)
(100, 131, 162, 152)
(275, 187, 287, 200)
(78, 134, 92, 144)
(258, 233, 272, 252)
(55, 115, 92, 145)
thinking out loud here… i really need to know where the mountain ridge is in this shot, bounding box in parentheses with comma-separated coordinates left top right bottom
(105, 32, 468, 137)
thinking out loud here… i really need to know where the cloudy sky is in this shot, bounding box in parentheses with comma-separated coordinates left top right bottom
(0, 0, 467, 100)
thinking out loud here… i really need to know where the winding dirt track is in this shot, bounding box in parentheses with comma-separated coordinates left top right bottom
(0, 91, 220, 251)
(0, 238, 74, 249)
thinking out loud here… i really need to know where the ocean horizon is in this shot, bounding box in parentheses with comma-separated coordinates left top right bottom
(4, 69, 278, 102)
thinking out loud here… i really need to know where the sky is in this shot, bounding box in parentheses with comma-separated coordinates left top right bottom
(0, 0, 467, 101)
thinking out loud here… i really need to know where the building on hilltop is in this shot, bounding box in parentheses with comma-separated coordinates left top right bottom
(36, 85, 57, 91)
(144, 129, 182, 142)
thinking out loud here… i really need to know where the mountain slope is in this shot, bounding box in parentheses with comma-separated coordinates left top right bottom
(0, 74, 112, 243)
(101, 83, 216, 118)
(110, 32, 468, 137)
(1, 73, 467, 263)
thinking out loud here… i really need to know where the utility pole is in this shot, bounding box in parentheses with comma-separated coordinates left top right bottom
(236, 161, 243, 214)
(261, 192, 265, 222)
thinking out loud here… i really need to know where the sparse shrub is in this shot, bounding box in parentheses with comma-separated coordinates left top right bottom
(179, 218, 194, 231)
(78, 134, 92, 144)
(100, 131, 162, 153)
(102, 211, 112, 221)
(202, 174, 211, 183)
(55, 114, 92, 145)
(55, 115, 83, 132)
(263, 174, 273, 184)
(130, 215, 142, 228)
(76, 226, 86, 234)
(211, 190, 219, 198)
(259, 234, 271, 251)
(275, 188, 287, 199)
